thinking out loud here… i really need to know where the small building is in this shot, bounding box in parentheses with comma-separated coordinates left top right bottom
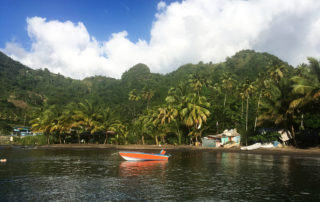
(12, 126, 42, 137)
(202, 129, 240, 148)
(13, 126, 32, 136)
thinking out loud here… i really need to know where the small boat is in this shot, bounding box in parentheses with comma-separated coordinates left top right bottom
(119, 150, 170, 161)
(241, 143, 262, 150)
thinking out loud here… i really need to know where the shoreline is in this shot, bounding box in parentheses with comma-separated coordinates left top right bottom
(2, 144, 320, 157)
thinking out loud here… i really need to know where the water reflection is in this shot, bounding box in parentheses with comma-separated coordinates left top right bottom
(119, 160, 167, 177)
(0, 147, 320, 201)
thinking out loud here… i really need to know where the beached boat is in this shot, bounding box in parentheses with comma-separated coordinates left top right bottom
(240, 143, 262, 150)
(119, 150, 170, 161)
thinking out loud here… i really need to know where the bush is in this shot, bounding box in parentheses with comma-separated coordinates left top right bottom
(16, 135, 52, 146)
(249, 131, 280, 143)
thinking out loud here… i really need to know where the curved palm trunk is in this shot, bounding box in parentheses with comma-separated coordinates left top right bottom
(254, 91, 262, 131)
(245, 96, 249, 146)
(246, 97, 249, 132)
(155, 135, 159, 145)
(104, 132, 108, 144)
(141, 135, 145, 145)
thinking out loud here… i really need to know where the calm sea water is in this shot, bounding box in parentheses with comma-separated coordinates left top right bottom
(0, 147, 319, 201)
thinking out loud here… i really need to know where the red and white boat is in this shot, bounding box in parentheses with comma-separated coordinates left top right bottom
(119, 150, 170, 161)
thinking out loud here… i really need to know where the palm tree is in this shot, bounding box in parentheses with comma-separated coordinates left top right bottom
(108, 121, 128, 145)
(221, 74, 235, 108)
(73, 100, 102, 143)
(242, 80, 255, 132)
(155, 106, 181, 144)
(128, 89, 141, 117)
(160, 87, 186, 144)
(89, 108, 115, 144)
(30, 105, 60, 144)
(252, 73, 270, 131)
(288, 58, 320, 130)
(267, 64, 288, 84)
(181, 93, 210, 143)
(258, 79, 298, 146)
(141, 88, 155, 110)
(290, 58, 320, 109)
(240, 80, 255, 145)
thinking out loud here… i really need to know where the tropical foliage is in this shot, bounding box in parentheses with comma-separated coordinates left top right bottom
(0, 50, 319, 147)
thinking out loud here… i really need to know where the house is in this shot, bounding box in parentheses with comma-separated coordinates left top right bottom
(202, 129, 240, 148)
(13, 126, 32, 136)
(12, 126, 42, 137)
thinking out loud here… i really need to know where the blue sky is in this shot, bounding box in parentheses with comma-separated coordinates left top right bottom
(1, 0, 320, 79)
(0, 0, 173, 48)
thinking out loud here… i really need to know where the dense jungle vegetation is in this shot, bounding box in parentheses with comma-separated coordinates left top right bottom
(0, 50, 319, 147)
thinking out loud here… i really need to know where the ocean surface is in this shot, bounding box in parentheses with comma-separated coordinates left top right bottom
(0, 147, 319, 201)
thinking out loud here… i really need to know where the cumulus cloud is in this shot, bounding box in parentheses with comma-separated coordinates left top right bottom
(2, 0, 320, 79)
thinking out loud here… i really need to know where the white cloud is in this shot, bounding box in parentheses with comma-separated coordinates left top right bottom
(2, 0, 320, 79)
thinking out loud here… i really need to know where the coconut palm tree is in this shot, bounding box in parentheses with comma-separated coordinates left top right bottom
(242, 80, 255, 132)
(258, 79, 298, 146)
(73, 100, 102, 142)
(221, 74, 236, 108)
(288, 58, 320, 130)
(108, 121, 128, 145)
(30, 105, 60, 144)
(290, 58, 320, 110)
(141, 88, 155, 110)
(89, 108, 115, 144)
(267, 64, 288, 84)
(128, 89, 141, 117)
(181, 93, 210, 143)
(154, 106, 181, 144)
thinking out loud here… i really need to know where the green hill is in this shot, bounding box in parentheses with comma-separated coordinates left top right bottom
(0, 49, 287, 126)
(2, 49, 318, 148)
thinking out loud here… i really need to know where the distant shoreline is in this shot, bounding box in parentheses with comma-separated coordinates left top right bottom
(1, 144, 320, 157)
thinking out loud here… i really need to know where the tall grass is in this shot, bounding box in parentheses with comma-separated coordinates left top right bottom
(17, 135, 53, 146)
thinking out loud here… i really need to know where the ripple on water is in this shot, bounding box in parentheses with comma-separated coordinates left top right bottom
(0, 148, 320, 201)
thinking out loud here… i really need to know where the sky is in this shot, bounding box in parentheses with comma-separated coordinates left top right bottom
(1, 0, 320, 79)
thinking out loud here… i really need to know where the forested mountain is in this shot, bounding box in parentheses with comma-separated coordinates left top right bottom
(0, 50, 319, 147)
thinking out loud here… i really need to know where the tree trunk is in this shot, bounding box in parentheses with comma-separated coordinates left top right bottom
(141, 135, 145, 145)
(246, 96, 249, 132)
(246, 96, 249, 146)
(241, 99, 244, 120)
(224, 93, 227, 108)
(104, 132, 108, 144)
(254, 91, 262, 131)
(155, 135, 159, 145)
(77, 133, 80, 144)
(47, 134, 50, 145)
(175, 122, 181, 145)
(59, 133, 62, 144)
(161, 135, 165, 144)
(291, 125, 297, 147)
